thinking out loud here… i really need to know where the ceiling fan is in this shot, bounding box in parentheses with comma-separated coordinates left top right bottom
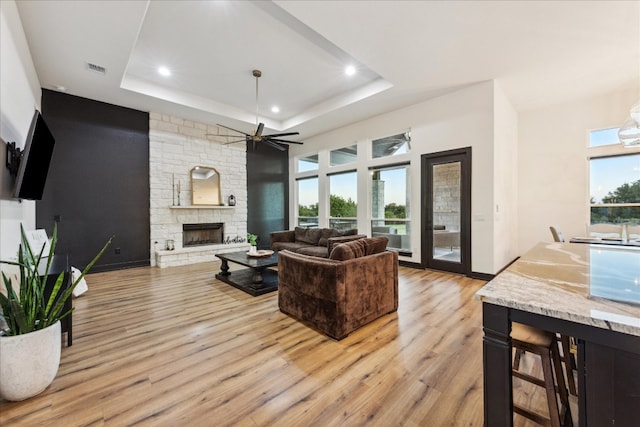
(211, 70, 303, 151)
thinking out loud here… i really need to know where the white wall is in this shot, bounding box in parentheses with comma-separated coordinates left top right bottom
(518, 86, 640, 254)
(289, 81, 499, 274)
(0, 0, 41, 261)
(493, 82, 519, 271)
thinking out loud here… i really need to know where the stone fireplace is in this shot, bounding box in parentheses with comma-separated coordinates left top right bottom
(149, 116, 249, 268)
(183, 223, 224, 247)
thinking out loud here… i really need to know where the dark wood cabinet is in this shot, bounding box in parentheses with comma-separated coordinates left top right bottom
(583, 341, 640, 426)
(482, 304, 640, 426)
(478, 243, 640, 427)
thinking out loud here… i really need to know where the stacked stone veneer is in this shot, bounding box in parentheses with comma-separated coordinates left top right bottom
(149, 113, 249, 267)
(432, 162, 461, 231)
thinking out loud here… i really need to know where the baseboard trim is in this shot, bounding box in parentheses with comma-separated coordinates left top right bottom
(469, 271, 495, 281)
(399, 260, 422, 269)
(91, 260, 150, 273)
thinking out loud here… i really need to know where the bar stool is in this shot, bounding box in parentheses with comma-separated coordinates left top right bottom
(558, 334, 577, 396)
(546, 226, 578, 396)
(511, 323, 572, 427)
(515, 335, 578, 397)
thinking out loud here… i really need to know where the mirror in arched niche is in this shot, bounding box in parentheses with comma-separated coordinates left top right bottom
(191, 166, 222, 205)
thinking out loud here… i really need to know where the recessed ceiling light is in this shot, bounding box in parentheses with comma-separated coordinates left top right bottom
(345, 65, 356, 76)
(158, 66, 171, 77)
(54, 85, 67, 92)
(271, 106, 280, 113)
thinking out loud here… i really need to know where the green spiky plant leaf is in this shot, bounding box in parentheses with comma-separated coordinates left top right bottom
(0, 223, 112, 336)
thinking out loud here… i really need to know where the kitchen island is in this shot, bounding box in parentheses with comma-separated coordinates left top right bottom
(476, 242, 640, 426)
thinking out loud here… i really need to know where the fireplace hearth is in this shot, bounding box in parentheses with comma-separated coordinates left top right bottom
(183, 223, 224, 247)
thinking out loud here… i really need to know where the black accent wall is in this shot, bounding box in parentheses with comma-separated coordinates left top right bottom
(38, 90, 150, 272)
(247, 143, 289, 249)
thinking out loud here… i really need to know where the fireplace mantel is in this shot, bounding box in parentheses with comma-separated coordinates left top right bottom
(170, 205, 235, 210)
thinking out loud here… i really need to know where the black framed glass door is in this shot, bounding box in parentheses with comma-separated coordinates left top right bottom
(421, 148, 471, 275)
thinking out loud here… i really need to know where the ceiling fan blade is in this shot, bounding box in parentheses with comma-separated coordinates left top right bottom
(255, 122, 265, 137)
(221, 138, 249, 145)
(206, 133, 242, 138)
(268, 138, 304, 145)
(264, 131, 300, 138)
(216, 123, 249, 136)
(263, 139, 286, 151)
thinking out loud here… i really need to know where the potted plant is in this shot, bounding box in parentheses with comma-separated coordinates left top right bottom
(0, 223, 111, 401)
(247, 233, 258, 253)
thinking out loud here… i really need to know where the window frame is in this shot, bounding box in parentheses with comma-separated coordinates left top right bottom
(295, 175, 319, 228)
(587, 126, 640, 231)
(369, 161, 412, 254)
(327, 169, 358, 231)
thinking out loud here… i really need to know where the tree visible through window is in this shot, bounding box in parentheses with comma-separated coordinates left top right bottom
(370, 164, 411, 251)
(297, 176, 318, 228)
(589, 154, 640, 227)
(329, 171, 357, 230)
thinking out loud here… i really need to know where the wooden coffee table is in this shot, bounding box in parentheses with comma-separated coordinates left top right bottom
(215, 250, 278, 296)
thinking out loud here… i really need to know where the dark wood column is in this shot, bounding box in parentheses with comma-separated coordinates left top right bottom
(482, 303, 513, 427)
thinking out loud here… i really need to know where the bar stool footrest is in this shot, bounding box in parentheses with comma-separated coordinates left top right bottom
(513, 369, 547, 388)
(514, 404, 552, 426)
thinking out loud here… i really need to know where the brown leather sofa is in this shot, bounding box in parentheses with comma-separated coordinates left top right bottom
(270, 227, 366, 258)
(277, 237, 398, 340)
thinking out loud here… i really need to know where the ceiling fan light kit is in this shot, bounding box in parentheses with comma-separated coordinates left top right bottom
(208, 69, 303, 151)
(619, 100, 640, 147)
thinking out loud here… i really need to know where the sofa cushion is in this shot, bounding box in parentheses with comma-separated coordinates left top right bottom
(319, 228, 359, 246)
(317, 228, 336, 247)
(294, 227, 323, 245)
(329, 236, 389, 261)
(296, 245, 330, 258)
(271, 241, 313, 253)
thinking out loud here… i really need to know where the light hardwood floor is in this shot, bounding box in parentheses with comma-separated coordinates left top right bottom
(0, 262, 569, 426)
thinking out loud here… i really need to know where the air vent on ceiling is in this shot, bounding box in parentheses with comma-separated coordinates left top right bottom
(86, 62, 107, 75)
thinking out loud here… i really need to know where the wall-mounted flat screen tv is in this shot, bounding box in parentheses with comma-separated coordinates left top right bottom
(13, 110, 56, 200)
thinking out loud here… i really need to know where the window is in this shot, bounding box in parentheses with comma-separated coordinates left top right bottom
(372, 132, 411, 159)
(297, 154, 318, 172)
(589, 153, 640, 234)
(329, 171, 357, 231)
(297, 176, 318, 228)
(370, 164, 411, 252)
(589, 127, 620, 148)
(330, 144, 357, 166)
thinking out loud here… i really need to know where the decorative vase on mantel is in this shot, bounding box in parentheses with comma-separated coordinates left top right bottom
(0, 321, 61, 401)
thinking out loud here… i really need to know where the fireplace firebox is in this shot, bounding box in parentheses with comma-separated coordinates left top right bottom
(183, 223, 224, 247)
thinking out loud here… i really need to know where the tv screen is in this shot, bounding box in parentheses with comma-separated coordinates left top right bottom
(13, 111, 56, 200)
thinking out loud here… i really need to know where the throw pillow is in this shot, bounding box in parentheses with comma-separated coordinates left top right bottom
(294, 227, 322, 245)
(329, 236, 389, 261)
(317, 228, 334, 247)
(366, 236, 389, 254)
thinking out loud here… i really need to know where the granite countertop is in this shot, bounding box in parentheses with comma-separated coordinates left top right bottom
(476, 242, 640, 337)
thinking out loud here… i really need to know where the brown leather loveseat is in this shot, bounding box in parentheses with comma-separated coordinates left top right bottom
(277, 236, 398, 340)
(270, 227, 366, 258)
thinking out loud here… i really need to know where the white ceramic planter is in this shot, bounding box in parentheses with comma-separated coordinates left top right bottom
(0, 321, 61, 401)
